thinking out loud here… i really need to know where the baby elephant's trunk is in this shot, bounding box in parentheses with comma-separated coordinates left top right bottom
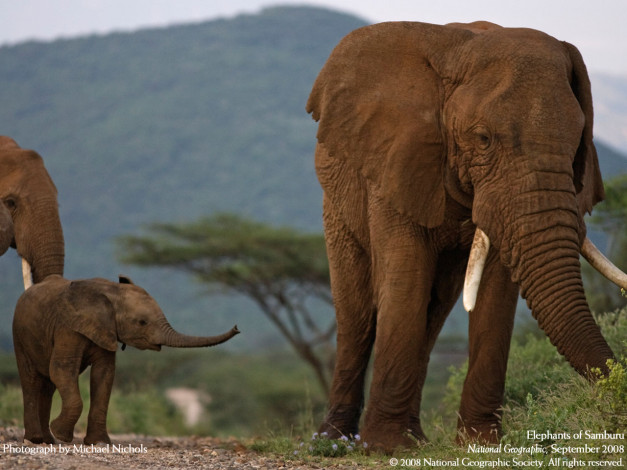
(162, 324, 240, 348)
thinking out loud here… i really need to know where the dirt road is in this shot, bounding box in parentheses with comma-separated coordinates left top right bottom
(0, 427, 368, 469)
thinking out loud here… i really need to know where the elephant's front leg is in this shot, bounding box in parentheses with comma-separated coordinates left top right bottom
(319, 195, 376, 438)
(408, 247, 469, 442)
(84, 349, 116, 445)
(457, 250, 518, 443)
(362, 206, 437, 452)
(49, 333, 87, 443)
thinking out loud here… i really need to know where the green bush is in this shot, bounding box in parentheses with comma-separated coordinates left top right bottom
(0, 383, 22, 426)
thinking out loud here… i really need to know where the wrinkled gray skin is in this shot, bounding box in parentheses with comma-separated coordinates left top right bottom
(13, 275, 240, 445)
(0, 136, 64, 283)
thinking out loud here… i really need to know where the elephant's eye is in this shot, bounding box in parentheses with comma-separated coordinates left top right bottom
(3, 197, 17, 211)
(471, 125, 493, 151)
(138, 319, 148, 326)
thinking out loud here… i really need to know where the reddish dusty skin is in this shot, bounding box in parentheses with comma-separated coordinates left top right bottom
(0, 136, 65, 283)
(307, 20, 615, 452)
(13, 275, 239, 445)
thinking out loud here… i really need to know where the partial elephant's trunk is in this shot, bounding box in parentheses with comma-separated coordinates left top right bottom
(0, 203, 13, 256)
(160, 324, 240, 348)
(18, 198, 64, 284)
(503, 192, 613, 375)
(515, 232, 613, 375)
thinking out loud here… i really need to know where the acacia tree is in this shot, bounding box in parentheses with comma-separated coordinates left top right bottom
(117, 213, 335, 394)
(583, 173, 627, 312)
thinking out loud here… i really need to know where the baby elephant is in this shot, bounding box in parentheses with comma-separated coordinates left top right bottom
(13, 274, 240, 445)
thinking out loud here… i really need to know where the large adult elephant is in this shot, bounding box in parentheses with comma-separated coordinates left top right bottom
(0, 136, 64, 287)
(307, 21, 627, 452)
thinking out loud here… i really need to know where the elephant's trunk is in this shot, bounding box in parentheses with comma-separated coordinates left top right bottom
(515, 234, 613, 375)
(503, 190, 613, 375)
(160, 323, 240, 348)
(473, 164, 614, 377)
(18, 197, 64, 284)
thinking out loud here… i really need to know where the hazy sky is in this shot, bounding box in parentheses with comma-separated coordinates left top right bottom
(1, 0, 626, 75)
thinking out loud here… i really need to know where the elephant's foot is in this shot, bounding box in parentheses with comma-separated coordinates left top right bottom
(23, 431, 55, 445)
(50, 418, 75, 443)
(361, 421, 420, 454)
(319, 404, 362, 439)
(84, 431, 112, 445)
(361, 418, 426, 454)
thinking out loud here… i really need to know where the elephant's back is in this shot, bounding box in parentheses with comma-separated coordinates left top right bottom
(13, 276, 69, 330)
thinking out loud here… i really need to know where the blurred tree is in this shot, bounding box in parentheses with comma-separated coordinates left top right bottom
(583, 173, 627, 312)
(118, 213, 335, 395)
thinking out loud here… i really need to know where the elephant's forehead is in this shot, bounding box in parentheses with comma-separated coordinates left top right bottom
(465, 29, 568, 71)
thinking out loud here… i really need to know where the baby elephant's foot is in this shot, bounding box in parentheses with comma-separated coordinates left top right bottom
(50, 419, 75, 443)
(84, 431, 112, 445)
(24, 432, 55, 445)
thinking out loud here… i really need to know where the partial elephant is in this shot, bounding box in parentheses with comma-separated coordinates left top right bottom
(0, 202, 14, 256)
(0, 136, 64, 286)
(13, 274, 240, 445)
(307, 21, 627, 452)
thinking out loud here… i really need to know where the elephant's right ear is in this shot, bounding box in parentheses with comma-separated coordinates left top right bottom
(307, 22, 469, 228)
(58, 281, 118, 352)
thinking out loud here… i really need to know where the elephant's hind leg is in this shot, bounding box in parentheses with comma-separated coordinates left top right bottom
(38, 379, 56, 443)
(319, 194, 376, 438)
(14, 342, 50, 444)
(19, 373, 48, 444)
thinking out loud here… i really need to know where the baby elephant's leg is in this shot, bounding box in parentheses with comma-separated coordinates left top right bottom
(84, 350, 116, 445)
(20, 374, 49, 443)
(49, 335, 87, 442)
(38, 379, 57, 443)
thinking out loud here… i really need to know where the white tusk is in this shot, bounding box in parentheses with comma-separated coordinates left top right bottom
(21, 257, 33, 290)
(581, 237, 627, 290)
(463, 228, 490, 312)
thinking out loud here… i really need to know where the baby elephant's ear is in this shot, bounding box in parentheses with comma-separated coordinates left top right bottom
(58, 281, 118, 352)
(118, 275, 134, 285)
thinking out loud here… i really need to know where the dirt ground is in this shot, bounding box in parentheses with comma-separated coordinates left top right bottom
(0, 427, 369, 469)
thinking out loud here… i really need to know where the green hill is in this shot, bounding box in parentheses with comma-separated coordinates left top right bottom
(0, 6, 368, 349)
(0, 6, 625, 350)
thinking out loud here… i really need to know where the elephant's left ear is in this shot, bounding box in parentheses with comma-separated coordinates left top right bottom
(563, 41, 605, 216)
(58, 281, 118, 352)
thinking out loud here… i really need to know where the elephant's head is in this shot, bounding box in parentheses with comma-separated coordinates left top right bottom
(307, 21, 625, 375)
(0, 136, 64, 285)
(59, 276, 240, 352)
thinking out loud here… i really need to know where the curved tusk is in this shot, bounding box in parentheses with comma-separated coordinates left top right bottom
(581, 237, 627, 290)
(463, 228, 490, 312)
(21, 257, 33, 290)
